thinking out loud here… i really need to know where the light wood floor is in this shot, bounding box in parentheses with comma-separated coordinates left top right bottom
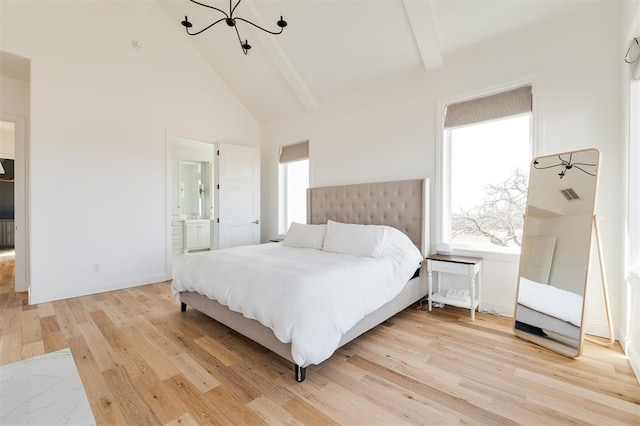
(1, 257, 639, 425)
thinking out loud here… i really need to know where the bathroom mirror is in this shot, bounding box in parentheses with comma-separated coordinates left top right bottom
(179, 160, 210, 219)
(513, 148, 599, 357)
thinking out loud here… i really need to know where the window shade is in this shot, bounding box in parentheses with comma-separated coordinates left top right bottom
(444, 86, 532, 129)
(279, 141, 309, 164)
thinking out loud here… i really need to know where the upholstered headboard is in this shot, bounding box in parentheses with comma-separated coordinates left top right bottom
(307, 179, 430, 256)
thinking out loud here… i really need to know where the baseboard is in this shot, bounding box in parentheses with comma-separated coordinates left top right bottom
(584, 321, 618, 340)
(29, 272, 171, 304)
(478, 301, 515, 317)
(621, 336, 640, 385)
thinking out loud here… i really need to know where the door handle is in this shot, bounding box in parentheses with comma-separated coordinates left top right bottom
(252, 220, 260, 225)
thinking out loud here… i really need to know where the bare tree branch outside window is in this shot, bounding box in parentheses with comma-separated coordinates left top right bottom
(452, 169, 528, 248)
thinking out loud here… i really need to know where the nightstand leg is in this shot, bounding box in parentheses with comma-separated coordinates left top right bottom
(427, 269, 433, 312)
(477, 271, 482, 314)
(470, 275, 476, 321)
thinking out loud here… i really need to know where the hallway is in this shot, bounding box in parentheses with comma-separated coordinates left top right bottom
(0, 249, 14, 297)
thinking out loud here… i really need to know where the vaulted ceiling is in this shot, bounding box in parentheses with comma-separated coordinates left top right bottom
(160, 1, 584, 123)
(0, 1, 601, 123)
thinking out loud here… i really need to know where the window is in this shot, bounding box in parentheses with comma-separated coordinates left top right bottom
(442, 86, 533, 253)
(278, 141, 309, 234)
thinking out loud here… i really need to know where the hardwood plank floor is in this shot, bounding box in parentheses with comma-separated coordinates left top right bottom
(1, 256, 638, 425)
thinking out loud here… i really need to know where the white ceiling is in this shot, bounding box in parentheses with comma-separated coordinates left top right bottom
(1, 1, 587, 123)
(156, 0, 587, 123)
(528, 149, 600, 218)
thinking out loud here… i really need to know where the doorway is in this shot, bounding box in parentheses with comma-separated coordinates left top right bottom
(0, 114, 27, 293)
(0, 122, 16, 258)
(164, 135, 262, 278)
(169, 137, 216, 277)
(1, 51, 30, 295)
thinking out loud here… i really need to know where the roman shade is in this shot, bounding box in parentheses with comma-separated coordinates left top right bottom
(279, 141, 309, 164)
(444, 86, 532, 129)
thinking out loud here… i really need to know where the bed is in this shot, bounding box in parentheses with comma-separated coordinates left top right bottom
(515, 304, 581, 341)
(515, 277, 583, 342)
(173, 178, 430, 382)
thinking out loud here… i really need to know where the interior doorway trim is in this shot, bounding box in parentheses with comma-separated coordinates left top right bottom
(1, 112, 29, 294)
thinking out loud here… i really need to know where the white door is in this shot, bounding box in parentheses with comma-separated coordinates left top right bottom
(216, 144, 260, 249)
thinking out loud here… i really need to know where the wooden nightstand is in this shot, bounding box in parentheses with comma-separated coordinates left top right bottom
(426, 254, 483, 321)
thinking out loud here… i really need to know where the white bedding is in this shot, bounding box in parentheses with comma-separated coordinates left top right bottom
(171, 230, 422, 367)
(517, 277, 583, 327)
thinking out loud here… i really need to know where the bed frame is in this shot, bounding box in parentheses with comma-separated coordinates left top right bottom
(179, 178, 430, 382)
(515, 303, 581, 341)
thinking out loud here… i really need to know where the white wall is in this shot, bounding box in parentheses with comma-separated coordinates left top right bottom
(0, 0, 260, 303)
(261, 3, 624, 332)
(544, 215, 592, 296)
(626, 79, 640, 382)
(0, 76, 29, 119)
(622, 0, 640, 382)
(0, 76, 29, 160)
(0, 123, 15, 158)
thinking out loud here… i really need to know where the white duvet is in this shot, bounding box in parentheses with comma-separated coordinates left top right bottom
(518, 277, 583, 327)
(171, 234, 422, 367)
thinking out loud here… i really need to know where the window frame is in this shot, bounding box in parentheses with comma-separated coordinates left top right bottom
(278, 158, 310, 236)
(436, 79, 540, 259)
(628, 79, 640, 275)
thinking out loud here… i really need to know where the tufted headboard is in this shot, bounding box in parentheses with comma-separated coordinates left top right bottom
(307, 179, 430, 256)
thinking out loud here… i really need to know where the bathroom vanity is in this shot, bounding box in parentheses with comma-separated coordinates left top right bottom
(183, 219, 211, 253)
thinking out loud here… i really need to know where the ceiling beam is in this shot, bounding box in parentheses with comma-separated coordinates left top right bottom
(244, 0, 319, 112)
(403, 0, 443, 71)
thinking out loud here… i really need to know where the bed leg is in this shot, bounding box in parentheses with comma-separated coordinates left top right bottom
(180, 302, 187, 312)
(294, 365, 306, 382)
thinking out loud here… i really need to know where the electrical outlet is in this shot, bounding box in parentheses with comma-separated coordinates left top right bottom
(92, 264, 100, 273)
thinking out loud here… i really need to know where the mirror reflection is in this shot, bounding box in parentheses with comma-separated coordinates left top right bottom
(513, 148, 599, 357)
(179, 160, 208, 219)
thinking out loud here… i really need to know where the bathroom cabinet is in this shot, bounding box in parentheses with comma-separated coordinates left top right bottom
(184, 220, 211, 253)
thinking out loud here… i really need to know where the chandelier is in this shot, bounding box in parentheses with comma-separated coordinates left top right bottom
(181, 0, 287, 55)
(533, 153, 596, 179)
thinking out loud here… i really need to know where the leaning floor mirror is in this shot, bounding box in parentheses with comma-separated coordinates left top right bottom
(513, 148, 601, 357)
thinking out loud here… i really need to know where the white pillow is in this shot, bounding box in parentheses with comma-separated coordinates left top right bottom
(322, 220, 386, 258)
(282, 222, 326, 250)
(382, 226, 423, 267)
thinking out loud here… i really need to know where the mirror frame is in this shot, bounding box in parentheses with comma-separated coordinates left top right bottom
(512, 148, 600, 357)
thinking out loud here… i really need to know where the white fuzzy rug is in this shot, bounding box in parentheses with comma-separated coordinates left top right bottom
(0, 348, 95, 425)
